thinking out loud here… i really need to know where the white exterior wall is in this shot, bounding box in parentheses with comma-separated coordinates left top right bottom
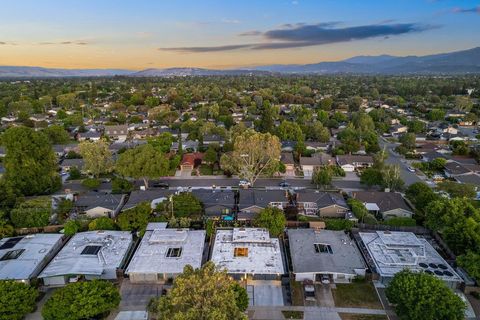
(341, 164, 355, 172)
(85, 207, 113, 218)
(43, 276, 66, 286)
(302, 165, 314, 178)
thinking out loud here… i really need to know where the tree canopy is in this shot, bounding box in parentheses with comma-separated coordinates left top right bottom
(78, 140, 113, 178)
(253, 207, 286, 237)
(149, 262, 247, 320)
(116, 144, 169, 188)
(0, 280, 38, 320)
(42, 280, 120, 320)
(2, 126, 60, 195)
(386, 270, 465, 320)
(220, 129, 281, 186)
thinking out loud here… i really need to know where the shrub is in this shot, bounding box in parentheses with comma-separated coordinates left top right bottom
(81, 178, 100, 189)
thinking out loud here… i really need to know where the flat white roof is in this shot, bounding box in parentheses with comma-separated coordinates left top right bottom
(126, 227, 205, 275)
(210, 228, 284, 275)
(39, 231, 132, 278)
(0, 233, 63, 280)
(359, 231, 462, 282)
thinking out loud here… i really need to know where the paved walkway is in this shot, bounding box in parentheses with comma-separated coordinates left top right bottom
(249, 306, 387, 320)
(25, 290, 55, 320)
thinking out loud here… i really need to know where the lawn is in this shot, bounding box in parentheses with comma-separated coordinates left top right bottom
(290, 279, 304, 306)
(339, 314, 387, 320)
(198, 164, 213, 175)
(331, 282, 383, 309)
(282, 310, 304, 319)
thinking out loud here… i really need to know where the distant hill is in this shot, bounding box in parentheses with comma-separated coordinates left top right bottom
(0, 66, 133, 78)
(1, 47, 479, 78)
(252, 47, 480, 74)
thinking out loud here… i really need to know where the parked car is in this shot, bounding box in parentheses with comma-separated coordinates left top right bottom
(152, 181, 169, 188)
(279, 181, 290, 188)
(239, 180, 251, 188)
(303, 280, 316, 301)
(320, 274, 330, 284)
(407, 166, 415, 173)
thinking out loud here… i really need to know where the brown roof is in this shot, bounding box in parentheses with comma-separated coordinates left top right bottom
(181, 153, 204, 166)
(336, 155, 374, 166)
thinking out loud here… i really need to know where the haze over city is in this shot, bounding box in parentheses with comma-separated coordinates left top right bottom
(1, 0, 479, 69)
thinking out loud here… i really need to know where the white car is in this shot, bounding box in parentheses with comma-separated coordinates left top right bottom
(238, 180, 251, 188)
(407, 166, 415, 173)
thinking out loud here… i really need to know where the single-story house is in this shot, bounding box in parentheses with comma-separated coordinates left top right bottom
(39, 231, 133, 286)
(104, 125, 128, 142)
(126, 223, 205, 283)
(74, 192, 126, 218)
(300, 153, 334, 179)
(170, 140, 199, 153)
(180, 153, 204, 172)
(336, 155, 374, 172)
(0, 234, 64, 283)
(210, 228, 285, 280)
(359, 231, 462, 288)
(60, 158, 84, 172)
(295, 191, 349, 217)
(288, 229, 366, 283)
(122, 189, 174, 211)
(238, 190, 289, 215)
(191, 190, 235, 220)
(350, 191, 414, 220)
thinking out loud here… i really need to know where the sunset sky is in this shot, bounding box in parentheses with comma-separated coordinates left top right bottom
(1, 0, 479, 70)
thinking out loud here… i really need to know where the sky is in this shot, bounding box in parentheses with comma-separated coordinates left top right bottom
(0, 0, 479, 70)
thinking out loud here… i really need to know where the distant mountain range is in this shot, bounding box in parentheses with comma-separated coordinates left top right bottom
(1, 47, 479, 78)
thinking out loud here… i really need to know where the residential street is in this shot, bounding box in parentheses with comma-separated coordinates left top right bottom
(379, 138, 423, 186)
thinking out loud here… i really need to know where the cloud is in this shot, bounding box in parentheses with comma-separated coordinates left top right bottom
(159, 22, 434, 53)
(452, 6, 480, 14)
(238, 30, 262, 36)
(0, 41, 17, 45)
(221, 18, 241, 24)
(160, 44, 252, 53)
(38, 40, 89, 46)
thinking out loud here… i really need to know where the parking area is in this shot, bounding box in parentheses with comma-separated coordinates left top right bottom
(247, 280, 285, 306)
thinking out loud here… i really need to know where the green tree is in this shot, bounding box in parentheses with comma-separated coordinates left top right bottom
(0, 280, 38, 320)
(405, 182, 439, 220)
(457, 251, 480, 282)
(42, 280, 120, 320)
(78, 140, 113, 178)
(43, 125, 70, 144)
(116, 144, 169, 189)
(56, 93, 77, 110)
(311, 166, 332, 189)
(437, 180, 476, 199)
(63, 220, 81, 236)
(0, 211, 14, 238)
(347, 198, 369, 222)
(381, 165, 404, 192)
(9, 197, 51, 228)
(253, 207, 286, 237)
(424, 198, 480, 255)
(203, 146, 218, 165)
(360, 167, 383, 188)
(88, 217, 117, 231)
(2, 126, 60, 195)
(398, 133, 416, 153)
(117, 202, 152, 232)
(231, 282, 249, 312)
(81, 178, 101, 190)
(386, 270, 465, 320)
(149, 262, 246, 320)
(157, 193, 202, 218)
(220, 130, 281, 186)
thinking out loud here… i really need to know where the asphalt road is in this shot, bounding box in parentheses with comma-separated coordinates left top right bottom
(379, 138, 422, 186)
(62, 176, 367, 192)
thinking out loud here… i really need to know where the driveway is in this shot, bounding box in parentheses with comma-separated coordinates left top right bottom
(119, 280, 164, 311)
(315, 284, 335, 307)
(248, 280, 285, 306)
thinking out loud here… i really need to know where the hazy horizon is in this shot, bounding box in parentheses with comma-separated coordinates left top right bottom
(1, 0, 479, 69)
